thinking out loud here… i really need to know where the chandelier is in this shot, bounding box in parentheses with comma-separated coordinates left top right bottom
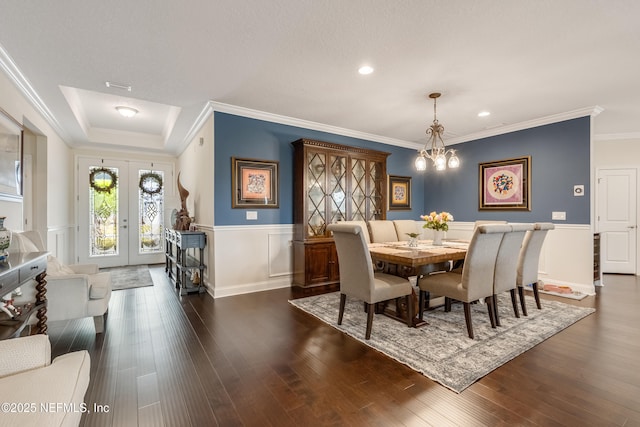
(415, 93, 460, 171)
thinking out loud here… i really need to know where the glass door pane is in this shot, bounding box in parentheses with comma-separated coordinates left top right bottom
(138, 169, 164, 254)
(89, 166, 119, 256)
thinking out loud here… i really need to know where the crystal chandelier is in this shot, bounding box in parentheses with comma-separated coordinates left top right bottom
(415, 93, 460, 171)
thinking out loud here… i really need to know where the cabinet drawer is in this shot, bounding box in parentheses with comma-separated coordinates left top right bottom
(0, 269, 19, 293)
(176, 232, 205, 248)
(19, 258, 47, 282)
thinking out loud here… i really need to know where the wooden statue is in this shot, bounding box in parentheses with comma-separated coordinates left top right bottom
(174, 172, 192, 231)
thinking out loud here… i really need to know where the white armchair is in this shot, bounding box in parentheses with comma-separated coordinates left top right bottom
(0, 335, 90, 427)
(13, 231, 111, 334)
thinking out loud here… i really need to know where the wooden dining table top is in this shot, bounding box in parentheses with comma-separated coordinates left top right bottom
(368, 240, 469, 268)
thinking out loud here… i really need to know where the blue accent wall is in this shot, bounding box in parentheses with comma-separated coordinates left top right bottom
(423, 117, 591, 224)
(214, 113, 590, 226)
(214, 112, 425, 225)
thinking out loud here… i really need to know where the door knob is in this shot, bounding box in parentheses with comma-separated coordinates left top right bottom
(627, 225, 637, 229)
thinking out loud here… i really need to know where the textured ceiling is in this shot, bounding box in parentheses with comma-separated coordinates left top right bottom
(0, 0, 638, 154)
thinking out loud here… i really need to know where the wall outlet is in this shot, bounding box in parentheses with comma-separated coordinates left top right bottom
(246, 211, 258, 220)
(552, 211, 566, 220)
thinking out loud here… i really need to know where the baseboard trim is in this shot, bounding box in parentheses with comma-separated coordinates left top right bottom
(213, 277, 291, 299)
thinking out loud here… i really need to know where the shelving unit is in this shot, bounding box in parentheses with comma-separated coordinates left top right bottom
(165, 229, 206, 295)
(291, 138, 389, 289)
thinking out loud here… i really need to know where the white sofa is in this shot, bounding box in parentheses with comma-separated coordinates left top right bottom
(11, 231, 112, 333)
(0, 335, 90, 427)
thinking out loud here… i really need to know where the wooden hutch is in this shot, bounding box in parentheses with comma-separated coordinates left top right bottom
(292, 138, 389, 289)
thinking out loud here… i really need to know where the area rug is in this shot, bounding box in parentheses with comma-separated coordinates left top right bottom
(289, 292, 595, 393)
(101, 265, 154, 290)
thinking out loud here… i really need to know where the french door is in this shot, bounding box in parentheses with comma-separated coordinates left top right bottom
(77, 157, 173, 268)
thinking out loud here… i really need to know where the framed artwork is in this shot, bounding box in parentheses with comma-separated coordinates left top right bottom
(232, 157, 279, 208)
(0, 107, 23, 200)
(479, 156, 531, 211)
(388, 175, 411, 210)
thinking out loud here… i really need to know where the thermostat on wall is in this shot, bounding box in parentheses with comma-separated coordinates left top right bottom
(573, 185, 584, 196)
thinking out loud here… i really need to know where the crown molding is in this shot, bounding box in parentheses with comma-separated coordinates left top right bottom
(208, 101, 420, 149)
(0, 43, 69, 142)
(593, 132, 640, 141)
(446, 106, 605, 146)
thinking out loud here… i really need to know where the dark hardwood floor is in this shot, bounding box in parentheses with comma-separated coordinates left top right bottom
(48, 267, 640, 426)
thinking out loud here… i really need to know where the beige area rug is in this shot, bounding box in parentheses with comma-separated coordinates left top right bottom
(290, 292, 595, 393)
(100, 265, 154, 290)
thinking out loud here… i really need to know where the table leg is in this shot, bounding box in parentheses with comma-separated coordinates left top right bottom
(35, 272, 47, 335)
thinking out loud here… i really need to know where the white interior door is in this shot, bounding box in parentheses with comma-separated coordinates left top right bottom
(78, 158, 129, 267)
(597, 168, 637, 274)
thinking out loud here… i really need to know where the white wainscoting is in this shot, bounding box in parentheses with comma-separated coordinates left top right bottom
(212, 224, 294, 298)
(210, 221, 595, 299)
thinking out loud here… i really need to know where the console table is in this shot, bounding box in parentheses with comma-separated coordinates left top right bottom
(165, 229, 206, 295)
(0, 251, 48, 340)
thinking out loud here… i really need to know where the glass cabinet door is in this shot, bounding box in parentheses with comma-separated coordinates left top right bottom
(306, 151, 327, 237)
(328, 154, 347, 224)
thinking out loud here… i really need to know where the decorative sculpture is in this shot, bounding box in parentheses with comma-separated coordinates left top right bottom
(174, 172, 192, 231)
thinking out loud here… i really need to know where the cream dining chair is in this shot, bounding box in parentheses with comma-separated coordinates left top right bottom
(492, 223, 534, 326)
(367, 220, 398, 243)
(392, 220, 420, 241)
(328, 223, 413, 340)
(517, 222, 555, 315)
(417, 224, 510, 339)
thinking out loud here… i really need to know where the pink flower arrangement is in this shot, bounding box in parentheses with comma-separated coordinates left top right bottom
(421, 211, 454, 231)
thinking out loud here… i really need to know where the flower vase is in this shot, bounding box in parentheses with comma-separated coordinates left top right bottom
(432, 230, 444, 246)
(0, 216, 12, 261)
(408, 237, 418, 248)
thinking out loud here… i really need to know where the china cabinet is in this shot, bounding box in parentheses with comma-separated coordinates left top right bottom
(292, 138, 389, 289)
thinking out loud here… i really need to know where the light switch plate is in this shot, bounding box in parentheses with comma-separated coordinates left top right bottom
(246, 211, 258, 220)
(573, 185, 584, 196)
(552, 211, 566, 220)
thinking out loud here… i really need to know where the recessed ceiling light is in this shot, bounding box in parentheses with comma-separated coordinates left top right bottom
(358, 65, 374, 75)
(116, 106, 138, 118)
(478, 111, 491, 117)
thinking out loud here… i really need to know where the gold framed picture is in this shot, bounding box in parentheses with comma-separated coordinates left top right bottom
(388, 175, 411, 210)
(232, 157, 279, 208)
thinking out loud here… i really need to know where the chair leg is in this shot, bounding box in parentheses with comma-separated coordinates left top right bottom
(463, 302, 474, 339)
(405, 295, 413, 328)
(338, 293, 347, 325)
(365, 303, 374, 340)
(93, 314, 105, 334)
(531, 282, 542, 309)
(492, 294, 501, 327)
(444, 297, 452, 312)
(518, 286, 528, 316)
(485, 296, 496, 328)
(510, 289, 520, 318)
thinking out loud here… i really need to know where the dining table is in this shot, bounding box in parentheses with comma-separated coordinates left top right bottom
(368, 239, 469, 326)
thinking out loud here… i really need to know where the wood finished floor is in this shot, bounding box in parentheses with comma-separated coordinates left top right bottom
(48, 267, 640, 427)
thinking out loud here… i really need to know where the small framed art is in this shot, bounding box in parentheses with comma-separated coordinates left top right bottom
(232, 157, 279, 208)
(479, 156, 531, 211)
(388, 175, 411, 210)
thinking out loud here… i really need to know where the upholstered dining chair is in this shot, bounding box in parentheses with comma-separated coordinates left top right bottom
(517, 222, 555, 315)
(392, 220, 420, 241)
(474, 220, 508, 229)
(327, 223, 413, 340)
(337, 220, 371, 244)
(417, 224, 510, 339)
(368, 220, 399, 243)
(492, 223, 534, 326)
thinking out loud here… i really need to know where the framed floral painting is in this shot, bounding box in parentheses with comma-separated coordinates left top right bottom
(479, 156, 531, 211)
(232, 157, 279, 208)
(388, 175, 411, 210)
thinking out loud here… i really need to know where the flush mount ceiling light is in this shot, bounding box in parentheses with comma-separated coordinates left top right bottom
(478, 111, 491, 117)
(115, 106, 138, 118)
(358, 65, 374, 75)
(415, 92, 460, 172)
